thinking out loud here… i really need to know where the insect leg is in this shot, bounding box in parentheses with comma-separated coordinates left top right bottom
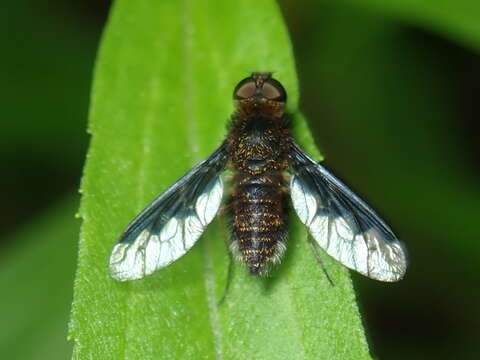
(217, 254, 234, 306)
(217, 214, 234, 306)
(307, 234, 335, 286)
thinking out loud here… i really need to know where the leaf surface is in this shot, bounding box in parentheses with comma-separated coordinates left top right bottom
(70, 1, 371, 359)
(334, 0, 480, 51)
(0, 196, 78, 360)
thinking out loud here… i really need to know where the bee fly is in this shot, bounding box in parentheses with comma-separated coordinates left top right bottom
(109, 72, 407, 282)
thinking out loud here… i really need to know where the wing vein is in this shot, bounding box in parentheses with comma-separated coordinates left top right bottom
(288, 139, 407, 282)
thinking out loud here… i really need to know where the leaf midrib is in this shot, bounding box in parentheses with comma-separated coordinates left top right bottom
(181, 0, 223, 359)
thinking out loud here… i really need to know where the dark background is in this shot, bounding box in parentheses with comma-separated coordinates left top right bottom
(1, 1, 479, 359)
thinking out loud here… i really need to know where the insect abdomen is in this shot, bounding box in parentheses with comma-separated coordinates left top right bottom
(230, 172, 287, 275)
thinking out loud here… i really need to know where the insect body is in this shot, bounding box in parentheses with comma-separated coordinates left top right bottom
(109, 73, 407, 282)
(227, 73, 290, 274)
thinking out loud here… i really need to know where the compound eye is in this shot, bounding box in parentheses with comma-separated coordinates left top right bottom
(262, 80, 286, 101)
(234, 79, 256, 99)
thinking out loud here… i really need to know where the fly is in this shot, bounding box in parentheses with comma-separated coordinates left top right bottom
(109, 72, 407, 281)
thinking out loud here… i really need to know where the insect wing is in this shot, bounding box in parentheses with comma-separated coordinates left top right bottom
(288, 142, 407, 281)
(109, 146, 228, 281)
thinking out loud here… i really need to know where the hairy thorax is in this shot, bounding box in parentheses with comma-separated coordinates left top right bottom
(227, 114, 289, 175)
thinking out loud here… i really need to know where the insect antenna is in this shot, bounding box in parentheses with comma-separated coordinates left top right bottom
(307, 234, 335, 286)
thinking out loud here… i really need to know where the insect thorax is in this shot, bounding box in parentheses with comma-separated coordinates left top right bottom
(228, 114, 289, 175)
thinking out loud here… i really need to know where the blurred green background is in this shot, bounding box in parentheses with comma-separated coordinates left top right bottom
(1, 0, 479, 359)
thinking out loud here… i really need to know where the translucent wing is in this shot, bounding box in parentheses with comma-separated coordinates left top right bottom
(109, 145, 228, 281)
(288, 141, 407, 281)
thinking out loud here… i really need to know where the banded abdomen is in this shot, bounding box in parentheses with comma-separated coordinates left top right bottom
(227, 114, 289, 275)
(230, 172, 287, 274)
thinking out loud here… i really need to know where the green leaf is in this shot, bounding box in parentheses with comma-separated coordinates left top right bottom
(333, 0, 480, 52)
(70, 1, 371, 359)
(0, 196, 78, 360)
